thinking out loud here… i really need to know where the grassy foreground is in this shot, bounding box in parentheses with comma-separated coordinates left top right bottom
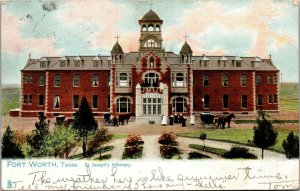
(280, 83, 298, 112)
(177, 127, 299, 153)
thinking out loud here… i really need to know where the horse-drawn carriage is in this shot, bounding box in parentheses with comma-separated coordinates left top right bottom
(102, 112, 135, 126)
(200, 112, 235, 128)
(200, 113, 216, 128)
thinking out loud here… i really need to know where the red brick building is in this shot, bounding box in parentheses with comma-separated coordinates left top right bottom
(13, 10, 279, 123)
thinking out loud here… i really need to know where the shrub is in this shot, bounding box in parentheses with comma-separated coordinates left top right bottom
(122, 134, 143, 159)
(188, 151, 210, 159)
(2, 126, 24, 158)
(160, 145, 181, 159)
(158, 132, 178, 145)
(282, 131, 299, 158)
(87, 128, 112, 159)
(125, 135, 144, 147)
(223, 146, 257, 159)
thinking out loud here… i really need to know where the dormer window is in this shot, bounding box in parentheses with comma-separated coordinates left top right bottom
(220, 61, 229, 67)
(74, 61, 81, 67)
(236, 61, 241, 67)
(60, 61, 67, 67)
(203, 61, 209, 67)
(40, 62, 46, 68)
(255, 62, 261, 68)
(93, 61, 99, 67)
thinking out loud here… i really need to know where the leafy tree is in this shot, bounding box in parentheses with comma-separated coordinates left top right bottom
(72, 96, 98, 156)
(253, 110, 277, 159)
(87, 127, 112, 159)
(42, 124, 77, 158)
(2, 126, 24, 158)
(199, 133, 207, 149)
(27, 114, 50, 157)
(282, 131, 299, 158)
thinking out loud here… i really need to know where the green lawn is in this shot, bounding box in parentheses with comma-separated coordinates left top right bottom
(1, 87, 20, 115)
(177, 127, 298, 153)
(280, 83, 298, 112)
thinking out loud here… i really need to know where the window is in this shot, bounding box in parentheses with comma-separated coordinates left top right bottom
(273, 75, 277, 84)
(236, 61, 241, 67)
(267, 75, 271, 84)
(148, 24, 154, 31)
(222, 74, 228, 86)
(40, 62, 46, 68)
(38, 95, 44, 106)
(144, 73, 159, 87)
(241, 74, 247, 87)
(241, 95, 247, 108)
(172, 97, 187, 113)
(54, 74, 61, 87)
(175, 73, 184, 87)
(28, 95, 32, 104)
(29, 75, 33, 84)
(203, 61, 209, 67)
(149, 57, 155, 68)
(274, 94, 278, 104)
(60, 61, 67, 67)
(203, 74, 209, 87)
(23, 95, 28, 104)
(223, 94, 229, 108)
(73, 95, 79, 108)
(93, 61, 100, 67)
(73, 74, 79, 87)
(268, 95, 273, 104)
(204, 95, 210, 109)
(107, 74, 111, 85)
(23, 75, 28, 84)
(54, 95, 60, 108)
(74, 61, 80, 67)
(171, 73, 186, 87)
(39, 75, 45, 86)
(107, 95, 110, 109)
(144, 39, 158, 48)
(143, 98, 162, 115)
(255, 62, 261, 68)
(257, 94, 263, 106)
(119, 73, 128, 87)
(92, 95, 98, 109)
(116, 97, 131, 113)
(92, 74, 99, 86)
(256, 75, 262, 85)
(221, 61, 228, 67)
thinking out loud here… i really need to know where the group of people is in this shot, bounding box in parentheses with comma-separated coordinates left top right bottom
(161, 113, 196, 127)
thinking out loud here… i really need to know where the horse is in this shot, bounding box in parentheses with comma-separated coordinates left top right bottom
(216, 113, 235, 129)
(118, 113, 135, 125)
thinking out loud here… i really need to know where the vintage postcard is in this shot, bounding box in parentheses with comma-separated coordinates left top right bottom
(1, 0, 299, 190)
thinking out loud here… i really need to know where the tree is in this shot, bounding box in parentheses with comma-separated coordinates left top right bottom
(72, 96, 98, 157)
(282, 131, 299, 158)
(253, 110, 277, 159)
(199, 133, 207, 149)
(2, 126, 24, 158)
(87, 127, 112, 159)
(43, 124, 77, 158)
(27, 114, 50, 157)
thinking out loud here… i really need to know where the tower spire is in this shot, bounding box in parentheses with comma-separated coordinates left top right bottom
(184, 32, 189, 42)
(115, 32, 120, 42)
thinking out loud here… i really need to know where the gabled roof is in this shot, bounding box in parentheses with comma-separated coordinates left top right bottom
(201, 55, 210, 61)
(58, 56, 68, 61)
(219, 56, 229, 61)
(254, 57, 262, 62)
(234, 56, 242, 61)
(39, 57, 49, 62)
(92, 56, 101, 61)
(73, 56, 82, 61)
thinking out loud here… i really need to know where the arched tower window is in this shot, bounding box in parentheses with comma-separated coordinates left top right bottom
(142, 24, 147, 31)
(155, 25, 160, 31)
(147, 24, 154, 31)
(144, 39, 158, 48)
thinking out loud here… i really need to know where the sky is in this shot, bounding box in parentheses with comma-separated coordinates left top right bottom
(1, 0, 299, 84)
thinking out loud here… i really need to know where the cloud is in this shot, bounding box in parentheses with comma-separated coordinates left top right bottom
(164, 0, 296, 57)
(1, 7, 62, 56)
